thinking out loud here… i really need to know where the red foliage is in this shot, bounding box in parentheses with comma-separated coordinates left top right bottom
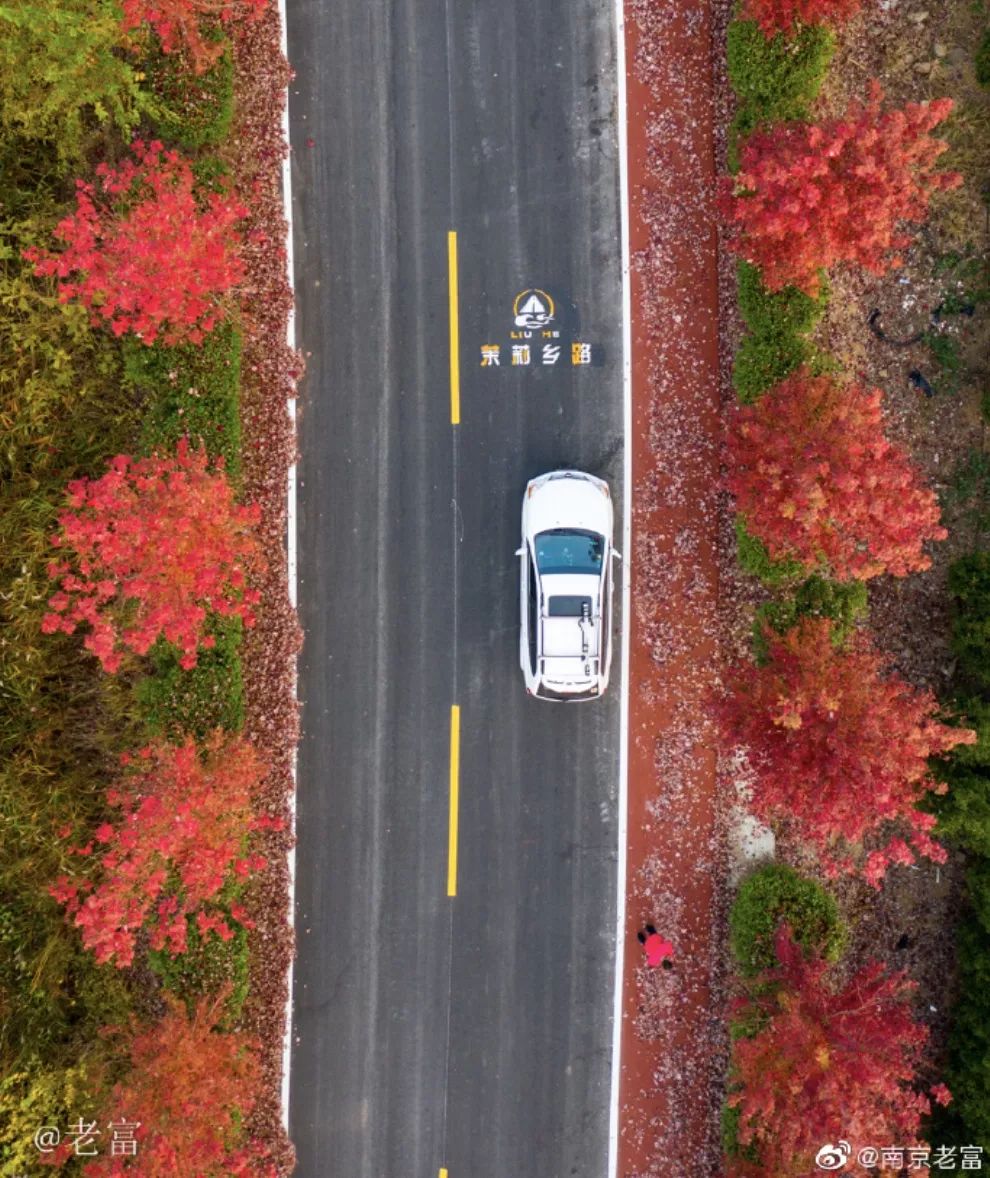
(120, 0, 266, 72)
(727, 369, 947, 580)
(720, 617, 975, 884)
(742, 0, 861, 37)
(83, 991, 276, 1176)
(23, 139, 247, 345)
(49, 734, 274, 968)
(42, 438, 263, 673)
(721, 84, 961, 294)
(728, 925, 949, 1177)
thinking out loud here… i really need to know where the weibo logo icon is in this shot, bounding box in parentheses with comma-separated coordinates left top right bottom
(815, 1141, 852, 1170)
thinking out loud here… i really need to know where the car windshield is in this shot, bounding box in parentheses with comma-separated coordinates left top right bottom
(535, 529, 604, 575)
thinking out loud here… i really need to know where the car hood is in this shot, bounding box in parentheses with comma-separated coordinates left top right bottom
(525, 476, 612, 539)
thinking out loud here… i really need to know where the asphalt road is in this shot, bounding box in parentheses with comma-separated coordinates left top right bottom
(287, 3, 624, 1175)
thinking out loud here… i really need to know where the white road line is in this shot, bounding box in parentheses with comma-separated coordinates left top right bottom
(278, 0, 298, 1134)
(608, 0, 633, 1173)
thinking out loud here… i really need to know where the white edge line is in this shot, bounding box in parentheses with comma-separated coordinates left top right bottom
(608, 0, 632, 1172)
(278, 0, 298, 1135)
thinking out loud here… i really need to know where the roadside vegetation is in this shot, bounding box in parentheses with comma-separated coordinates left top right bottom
(719, 0, 990, 1167)
(0, 1, 296, 1173)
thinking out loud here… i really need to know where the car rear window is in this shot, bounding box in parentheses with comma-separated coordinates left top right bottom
(547, 595, 593, 617)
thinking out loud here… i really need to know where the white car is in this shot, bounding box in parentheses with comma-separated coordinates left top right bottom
(516, 470, 618, 701)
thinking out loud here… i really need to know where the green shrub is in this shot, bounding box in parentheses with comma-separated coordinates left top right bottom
(932, 918, 990, 1153)
(943, 449, 990, 538)
(0, 0, 145, 162)
(0, 891, 134, 1075)
(726, 20, 836, 170)
(948, 553, 990, 692)
(736, 516, 805, 586)
(934, 766, 990, 855)
(737, 261, 828, 337)
(147, 904, 250, 1025)
(134, 617, 245, 740)
(143, 31, 235, 151)
(733, 330, 811, 403)
(751, 576, 867, 662)
(722, 1100, 762, 1164)
(0, 1057, 112, 1174)
(729, 863, 847, 977)
(732, 263, 829, 401)
(976, 27, 990, 88)
(123, 320, 243, 480)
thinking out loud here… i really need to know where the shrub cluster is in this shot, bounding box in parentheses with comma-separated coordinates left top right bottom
(931, 554, 990, 1155)
(729, 863, 847, 976)
(0, 0, 272, 1167)
(719, 0, 964, 1162)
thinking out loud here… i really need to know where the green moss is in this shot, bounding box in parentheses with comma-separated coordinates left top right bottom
(729, 863, 847, 977)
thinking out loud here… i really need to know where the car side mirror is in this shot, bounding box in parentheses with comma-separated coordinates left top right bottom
(612, 550, 622, 561)
(515, 547, 525, 557)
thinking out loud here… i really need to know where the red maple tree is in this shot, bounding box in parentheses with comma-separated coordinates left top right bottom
(42, 438, 262, 673)
(728, 925, 950, 1177)
(720, 617, 975, 884)
(49, 733, 276, 968)
(721, 84, 960, 294)
(727, 369, 947, 581)
(83, 991, 276, 1176)
(741, 0, 861, 37)
(24, 139, 247, 345)
(120, 0, 266, 73)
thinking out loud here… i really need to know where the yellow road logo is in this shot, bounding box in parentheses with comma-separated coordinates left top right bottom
(512, 288, 555, 329)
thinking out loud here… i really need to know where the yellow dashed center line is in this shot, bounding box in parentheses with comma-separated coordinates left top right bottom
(447, 705, 460, 897)
(448, 231, 460, 425)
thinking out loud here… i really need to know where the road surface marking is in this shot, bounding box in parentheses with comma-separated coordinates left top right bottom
(448, 231, 460, 424)
(447, 705, 460, 896)
(609, 0, 633, 1172)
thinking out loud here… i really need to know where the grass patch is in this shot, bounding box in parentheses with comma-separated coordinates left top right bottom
(123, 319, 243, 480)
(134, 617, 245, 740)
